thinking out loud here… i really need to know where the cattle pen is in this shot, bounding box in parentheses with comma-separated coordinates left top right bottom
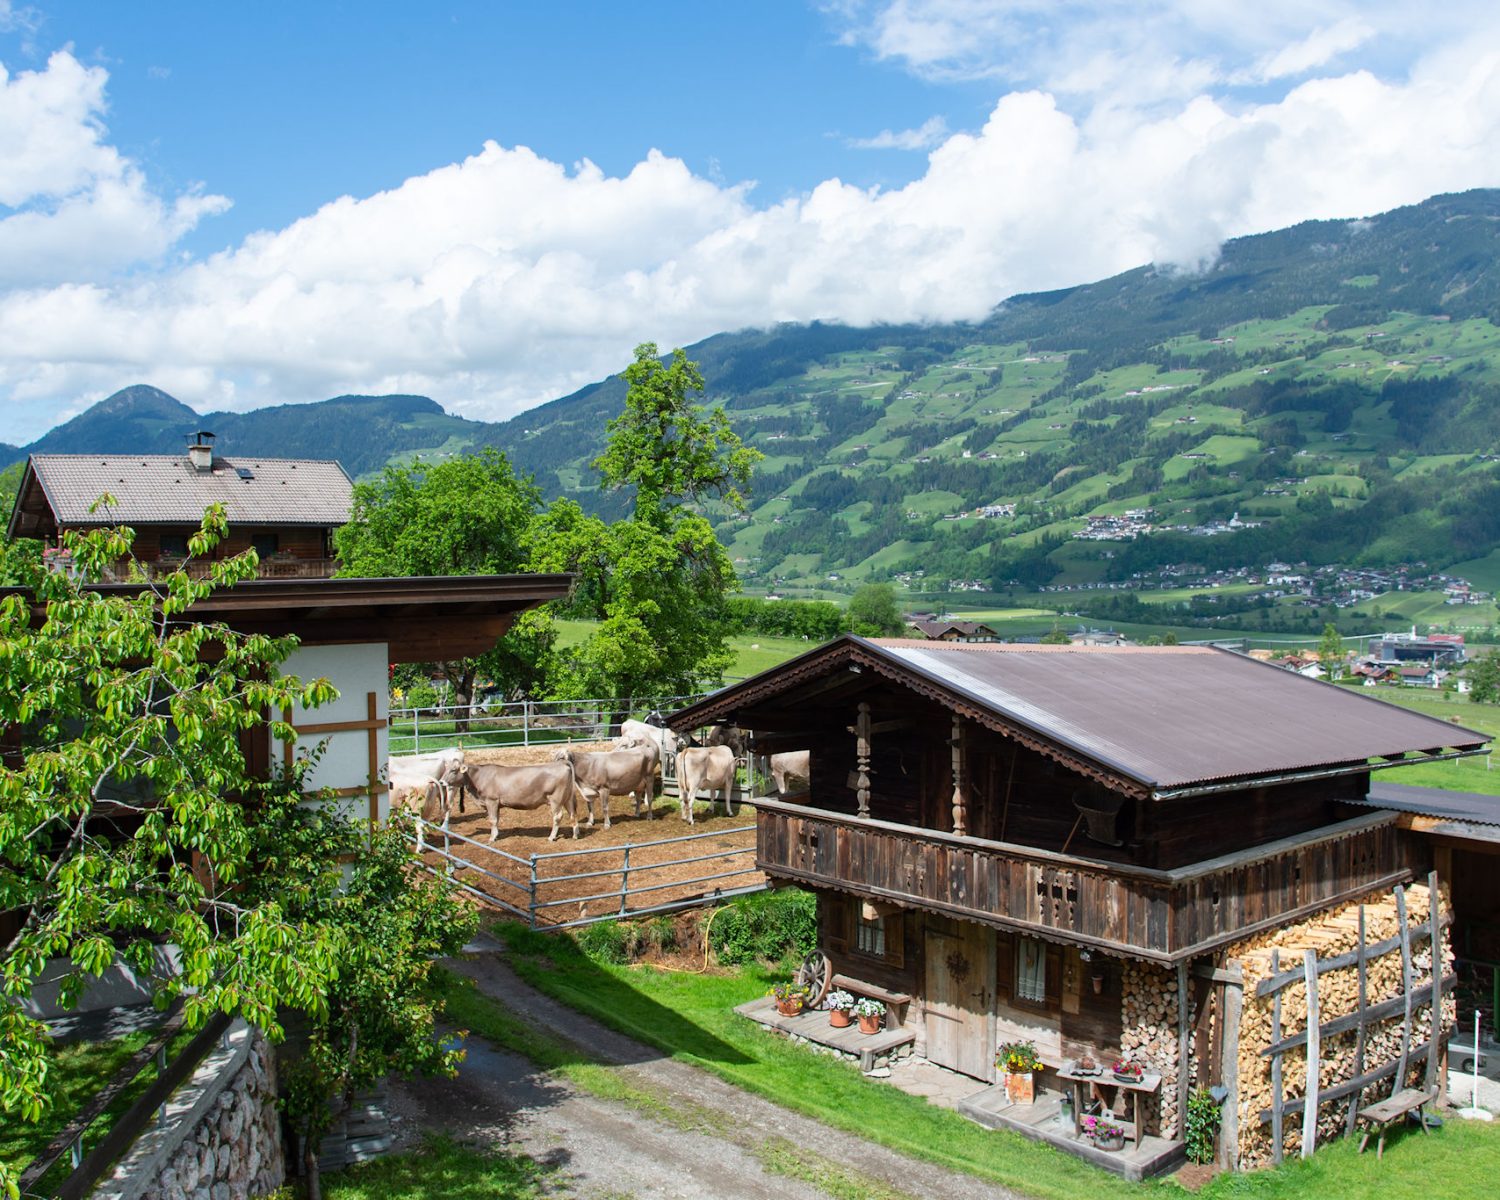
(411, 813, 765, 928)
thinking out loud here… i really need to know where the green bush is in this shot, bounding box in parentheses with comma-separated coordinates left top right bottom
(643, 915, 678, 954)
(709, 888, 816, 966)
(576, 919, 634, 964)
(1184, 1087, 1222, 1165)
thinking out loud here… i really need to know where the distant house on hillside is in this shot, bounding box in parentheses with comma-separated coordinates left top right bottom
(7, 433, 354, 580)
(907, 619, 999, 643)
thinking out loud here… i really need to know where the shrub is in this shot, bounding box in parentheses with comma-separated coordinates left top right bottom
(643, 915, 678, 954)
(1184, 1087, 1222, 1165)
(708, 888, 817, 966)
(576, 919, 634, 964)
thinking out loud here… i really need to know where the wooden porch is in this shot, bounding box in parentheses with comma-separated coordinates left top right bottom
(752, 798, 1407, 962)
(958, 1085, 1185, 1181)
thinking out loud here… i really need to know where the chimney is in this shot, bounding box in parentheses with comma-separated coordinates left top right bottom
(187, 430, 216, 472)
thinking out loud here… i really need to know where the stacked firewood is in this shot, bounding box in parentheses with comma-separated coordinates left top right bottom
(1119, 960, 1186, 1137)
(1229, 881, 1450, 1168)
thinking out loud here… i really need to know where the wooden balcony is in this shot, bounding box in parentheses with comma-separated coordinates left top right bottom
(752, 798, 1406, 963)
(95, 556, 340, 582)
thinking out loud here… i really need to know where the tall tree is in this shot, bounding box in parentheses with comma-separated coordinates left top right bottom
(539, 343, 762, 709)
(1318, 622, 1344, 679)
(0, 515, 472, 1199)
(333, 450, 555, 714)
(846, 583, 904, 637)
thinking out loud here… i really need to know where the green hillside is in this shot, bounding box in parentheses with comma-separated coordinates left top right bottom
(479, 190, 1500, 609)
(13, 189, 1500, 622)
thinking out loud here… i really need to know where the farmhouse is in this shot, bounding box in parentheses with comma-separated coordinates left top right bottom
(7, 432, 354, 580)
(670, 637, 1488, 1176)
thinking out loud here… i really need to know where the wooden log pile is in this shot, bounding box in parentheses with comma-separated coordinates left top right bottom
(1227, 880, 1453, 1169)
(1120, 960, 1189, 1138)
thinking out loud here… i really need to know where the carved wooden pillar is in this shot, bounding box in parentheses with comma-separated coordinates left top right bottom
(950, 714, 968, 837)
(852, 701, 872, 818)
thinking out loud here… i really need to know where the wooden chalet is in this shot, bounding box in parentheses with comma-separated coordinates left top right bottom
(669, 636, 1489, 1172)
(6, 434, 354, 580)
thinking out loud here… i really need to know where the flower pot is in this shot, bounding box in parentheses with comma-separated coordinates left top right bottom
(1096, 1131, 1125, 1152)
(776, 999, 804, 1017)
(857, 1013, 882, 1035)
(1003, 1071, 1035, 1105)
(829, 1008, 853, 1028)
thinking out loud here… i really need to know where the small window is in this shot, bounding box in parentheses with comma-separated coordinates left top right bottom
(251, 533, 279, 559)
(159, 534, 190, 558)
(856, 914, 887, 959)
(1016, 937, 1047, 1004)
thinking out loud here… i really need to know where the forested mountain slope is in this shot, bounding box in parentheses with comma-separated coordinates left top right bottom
(11, 189, 1500, 597)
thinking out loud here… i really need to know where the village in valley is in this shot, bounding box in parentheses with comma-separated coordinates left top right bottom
(4, 9, 1500, 1200)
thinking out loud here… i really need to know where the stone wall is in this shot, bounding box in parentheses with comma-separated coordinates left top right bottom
(94, 1020, 285, 1200)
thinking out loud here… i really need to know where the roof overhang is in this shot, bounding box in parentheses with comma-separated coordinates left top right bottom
(0, 573, 574, 663)
(668, 635, 1490, 801)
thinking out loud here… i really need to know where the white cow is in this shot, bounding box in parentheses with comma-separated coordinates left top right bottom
(443, 761, 579, 842)
(676, 745, 738, 824)
(620, 718, 679, 776)
(613, 731, 663, 819)
(769, 751, 810, 796)
(553, 746, 655, 829)
(389, 748, 467, 812)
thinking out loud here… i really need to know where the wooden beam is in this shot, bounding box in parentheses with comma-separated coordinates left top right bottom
(1219, 961, 1244, 1171)
(1302, 950, 1320, 1158)
(1346, 905, 1368, 1138)
(1425, 869, 1443, 1094)
(1262, 973, 1454, 1057)
(1270, 949, 1284, 1165)
(1255, 910, 1452, 997)
(1178, 960, 1191, 1141)
(1395, 884, 1414, 1089)
(1258, 1043, 1436, 1124)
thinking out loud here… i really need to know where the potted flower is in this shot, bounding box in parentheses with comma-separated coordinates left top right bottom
(771, 981, 810, 1017)
(825, 989, 856, 1028)
(1082, 1114, 1126, 1152)
(1111, 1057, 1144, 1084)
(852, 997, 884, 1034)
(997, 1040, 1043, 1105)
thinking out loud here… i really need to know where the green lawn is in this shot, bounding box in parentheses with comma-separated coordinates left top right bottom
(319, 1138, 556, 1199)
(1360, 687, 1500, 795)
(472, 923, 1500, 1200)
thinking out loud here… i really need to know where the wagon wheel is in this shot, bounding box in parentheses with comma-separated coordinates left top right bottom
(793, 949, 833, 1008)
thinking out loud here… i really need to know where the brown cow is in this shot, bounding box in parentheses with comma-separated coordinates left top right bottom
(613, 730, 663, 819)
(552, 746, 654, 829)
(444, 761, 578, 842)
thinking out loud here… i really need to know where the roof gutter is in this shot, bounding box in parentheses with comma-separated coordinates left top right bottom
(1150, 746, 1490, 801)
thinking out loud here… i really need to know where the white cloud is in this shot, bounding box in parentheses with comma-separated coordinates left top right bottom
(3, 26, 1500, 443)
(0, 50, 229, 288)
(846, 116, 950, 149)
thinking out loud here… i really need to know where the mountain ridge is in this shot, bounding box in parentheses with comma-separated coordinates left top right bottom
(10, 188, 1500, 610)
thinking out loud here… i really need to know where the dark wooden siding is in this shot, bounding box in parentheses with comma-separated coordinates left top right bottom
(757, 799, 1405, 962)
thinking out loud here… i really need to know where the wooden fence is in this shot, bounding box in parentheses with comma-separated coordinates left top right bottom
(1254, 870, 1450, 1163)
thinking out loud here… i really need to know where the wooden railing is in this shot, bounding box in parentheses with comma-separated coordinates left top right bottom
(97, 556, 339, 582)
(751, 798, 1406, 963)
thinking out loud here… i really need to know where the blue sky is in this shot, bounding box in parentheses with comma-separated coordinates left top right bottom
(2, 1, 1500, 442)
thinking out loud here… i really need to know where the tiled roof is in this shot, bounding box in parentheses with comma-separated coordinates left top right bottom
(22, 454, 353, 527)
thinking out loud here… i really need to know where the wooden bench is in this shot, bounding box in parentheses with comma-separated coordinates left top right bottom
(831, 974, 912, 1025)
(1357, 1087, 1436, 1159)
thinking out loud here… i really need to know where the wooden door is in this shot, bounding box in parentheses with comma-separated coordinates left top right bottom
(923, 921, 995, 1081)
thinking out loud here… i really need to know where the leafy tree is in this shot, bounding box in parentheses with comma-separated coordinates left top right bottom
(0, 516, 475, 1200)
(846, 583, 904, 637)
(1318, 622, 1345, 678)
(1467, 652, 1500, 704)
(540, 344, 761, 708)
(0, 462, 40, 586)
(334, 450, 556, 715)
(1040, 623, 1072, 645)
(270, 800, 473, 1200)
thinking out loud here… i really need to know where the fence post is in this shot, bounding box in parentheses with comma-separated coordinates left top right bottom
(413, 707, 421, 754)
(443, 817, 453, 878)
(528, 854, 539, 929)
(523, 699, 531, 748)
(156, 1045, 168, 1127)
(619, 844, 631, 917)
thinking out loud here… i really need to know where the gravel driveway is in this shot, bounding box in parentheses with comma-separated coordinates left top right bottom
(385, 933, 1025, 1200)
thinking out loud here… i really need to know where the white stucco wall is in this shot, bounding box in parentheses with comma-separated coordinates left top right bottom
(280, 642, 391, 823)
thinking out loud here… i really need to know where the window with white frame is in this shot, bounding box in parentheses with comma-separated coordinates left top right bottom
(855, 913, 887, 958)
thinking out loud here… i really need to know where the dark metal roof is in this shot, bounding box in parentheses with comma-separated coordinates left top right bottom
(1355, 781, 1500, 827)
(670, 636, 1489, 796)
